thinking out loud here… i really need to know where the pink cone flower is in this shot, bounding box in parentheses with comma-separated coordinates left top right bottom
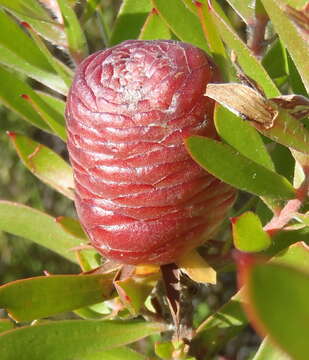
(66, 40, 236, 265)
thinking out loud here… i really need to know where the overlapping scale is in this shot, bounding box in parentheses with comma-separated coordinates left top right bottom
(66, 40, 236, 265)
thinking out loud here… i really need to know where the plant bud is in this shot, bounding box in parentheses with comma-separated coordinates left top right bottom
(66, 40, 236, 265)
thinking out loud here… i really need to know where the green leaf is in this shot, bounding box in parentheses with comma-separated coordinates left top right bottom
(272, 242, 309, 273)
(0, 9, 67, 94)
(225, 0, 254, 23)
(185, 136, 295, 200)
(262, 39, 288, 82)
(56, 216, 88, 240)
(0, 319, 165, 360)
(153, 0, 210, 54)
(0, 66, 50, 132)
(245, 262, 309, 360)
(0, 0, 66, 47)
(155, 342, 174, 360)
(195, 1, 233, 82)
(8, 133, 74, 199)
(232, 211, 271, 252)
(23, 23, 73, 87)
(206, 83, 309, 156)
(253, 337, 290, 360)
(0, 273, 115, 322)
(109, 0, 152, 46)
(56, 0, 88, 64)
(0, 201, 84, 263)
(83, 347, 146, 360)
(195, 290, 247, 357)
(209, 4, 280, 98)
(139, 8, 171, 40)
(115, 275, 157, 316)
(287, 51, 308, 97)
(21, 93, 67, 140)
(0, 320, 13, 334)
(214, 104, 274, 170)
(261, 0, 309, 93)
(36, 91, 66, 118)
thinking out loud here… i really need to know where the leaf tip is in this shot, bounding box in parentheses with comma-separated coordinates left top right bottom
(20, 94, 30, 101)
(194, 1, 203, 8)
(6, 131, 16, 139)
(151, 7, 159, 15)
(20, 21, 31, 30)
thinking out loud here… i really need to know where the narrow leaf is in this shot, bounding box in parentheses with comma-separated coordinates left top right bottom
(209, 4, 280, 97)
(0, 201, 84, 263)
(21, 94, 67, 140)
(153, 0, 210, 54)
(186, 136, 295, 200)
(109, 0, 152, 46)
(243, 262, 309, 360)
(195, 1, 233, 81)
(232, 211, 271, 252)
(0, 0, 66, 47)
(0, 9, 67, 94)
(214, 104, 275, 170)
(225, 0, 254, 23)
(56, 0, 88, 64)
(261, 0, 309, 93)
(139, 8, 171, 40)
(0, 320, 165, 360)
(0, 273, 115, 322)
(22, 22, 73, 87)
(8, 133, 74, 199)
(0, 66, 50, 132)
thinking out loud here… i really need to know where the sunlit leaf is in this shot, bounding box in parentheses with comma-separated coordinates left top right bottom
(0, 66, 50, 132)
(0, 201, 83, 263)
(56, 0, 88, 64)
(8, 133, 74, 199)
(0, 0, 66, 47)
(153, 0, 210, 54)
(0, 10, 67, 94)
(243, 262, 309, 360)
(214, 104, 274, 170)
(225, 0, 254, 23)
(232, 211, 271, 252)
(206, 83, 309, 156)
(0, 320, 165, 360)
(139, 8, 171, 40)
(186, 136, 295, 200)
(194, 1, 232, 81)
(261, 0, 309, 93)
(209, 4, 280, 97)
(0, 273, 115, 321)
(109, 0, 151, 46)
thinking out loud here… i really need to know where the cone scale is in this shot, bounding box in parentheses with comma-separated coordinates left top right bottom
(66, 40, 236, 265)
